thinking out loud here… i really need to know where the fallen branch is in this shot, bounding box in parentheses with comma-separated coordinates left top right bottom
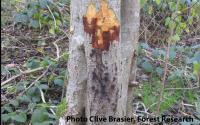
(1, 67, 44, 87)
(20, 65, 51, 95)
(53, 36, 66, 61)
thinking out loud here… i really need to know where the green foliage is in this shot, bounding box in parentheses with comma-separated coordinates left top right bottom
(136, 78, 181, 113)
(136, 76, 198, 113)
(2, 112, 27, 123)
(54, 78, 64, 86)
(137, 41, 199, 114)
(56, 98, 67, 117)
(1, 40, 69, 124)
(26, 58, 41, 69)
(1, 0, 199, 124)
(31, 108, 55, 125)
(13, 0, 70, 34)
(1, 0, 69, 124)
(141, 61, 153, 73)
(142, 0, 200, 43)
(193, 62, 200, 77)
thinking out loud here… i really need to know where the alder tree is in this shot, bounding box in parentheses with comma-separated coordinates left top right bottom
(60, 0, 140, 125)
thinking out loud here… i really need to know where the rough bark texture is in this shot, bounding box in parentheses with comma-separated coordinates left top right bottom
(59, 0, 140, 125)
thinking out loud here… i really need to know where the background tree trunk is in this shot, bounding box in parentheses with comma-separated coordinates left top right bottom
(59, 0, 140, 125)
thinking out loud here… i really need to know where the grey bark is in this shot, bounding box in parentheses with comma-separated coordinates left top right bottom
(59, 0, 140, 125)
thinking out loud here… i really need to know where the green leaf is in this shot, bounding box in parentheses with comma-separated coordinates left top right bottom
(9, 100, 19, 107)
(39, 0, 49, 9)
(26, 86, 41, 102)
(28, 103, 37, 110)
(31, 108, 48, 123)
(29, 19, 40, 28)
(38, 84, 49, 90)
(2, 106, 13, 113)
(31, 108, 54, 125)
(155, 0, 161, 5)
(49, 28, 55, 34)
(141, 61, 153, 73)
(14, 13, 28, 24)
(26, 59, 40, 69)
(176, 25, 183, 35)
(188, 16, 193, 25)
(140, 42, 149, 49)
(152, 49, 160, 58)
(32, 96, 41, 103)
(180, 22, 187, 29)
(165, 17, 171, 26)
(170, 34, 180, 42)
(61, 52, 69, 61)
(40, 57, 54, 67)
(169, 47, 176, 60)
(54, 78, 64, 86)
(169, 2, 177, 11)
(18, 95, 32, 103)
(140, 0, 147, 7)
(148, 6, 153, 15)
(1, 114, 10, 122)
(16, 82, 27, 91)
(27, 8, 38, 17)
(27, 86, 37, 95)
(159, 49, 166, 58)
(11, 112, 27, 123)
(187, 52, 200, 64)
(169, 20, 176, 30)
(156, 67, 163, 76)
(193, 62, 200, 76)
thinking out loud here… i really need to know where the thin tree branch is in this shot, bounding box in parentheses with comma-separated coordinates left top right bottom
(156, 0, 180, 114)
(20, 65, 50, 95)
(1, 67, 44, 87)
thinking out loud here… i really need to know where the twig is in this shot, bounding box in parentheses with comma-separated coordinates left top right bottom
(182, 103, 195, 107)
(38, 84, 56, 115)
(143, 49, 178, 70)
(156, 29, 170, 114)
(60, 29, 70, 39)
(20, 66, 50, 95)
(1, 67, 44, 87)
(157, 0, 180, 115)
(53, 42, 60, 61)
(53, 36, 66, 61)
(147, 102, 158, 111)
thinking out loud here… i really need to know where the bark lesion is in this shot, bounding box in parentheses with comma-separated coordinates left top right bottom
(88, 48, 119, 119)
(90, 49, 108, 98)
(83, 0, 120, 51)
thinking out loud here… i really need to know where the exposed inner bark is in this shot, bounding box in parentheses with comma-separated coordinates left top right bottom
(83, 0, 119, 50)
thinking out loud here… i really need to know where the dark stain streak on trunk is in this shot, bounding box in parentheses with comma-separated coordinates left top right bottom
(89, 48, 119, 114)
(91, 49, 108, 98)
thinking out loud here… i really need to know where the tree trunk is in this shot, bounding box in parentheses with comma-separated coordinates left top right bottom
(59, 0, 140, 125)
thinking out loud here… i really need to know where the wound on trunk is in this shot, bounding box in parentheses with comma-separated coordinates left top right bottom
(83, 0, 120, 51)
